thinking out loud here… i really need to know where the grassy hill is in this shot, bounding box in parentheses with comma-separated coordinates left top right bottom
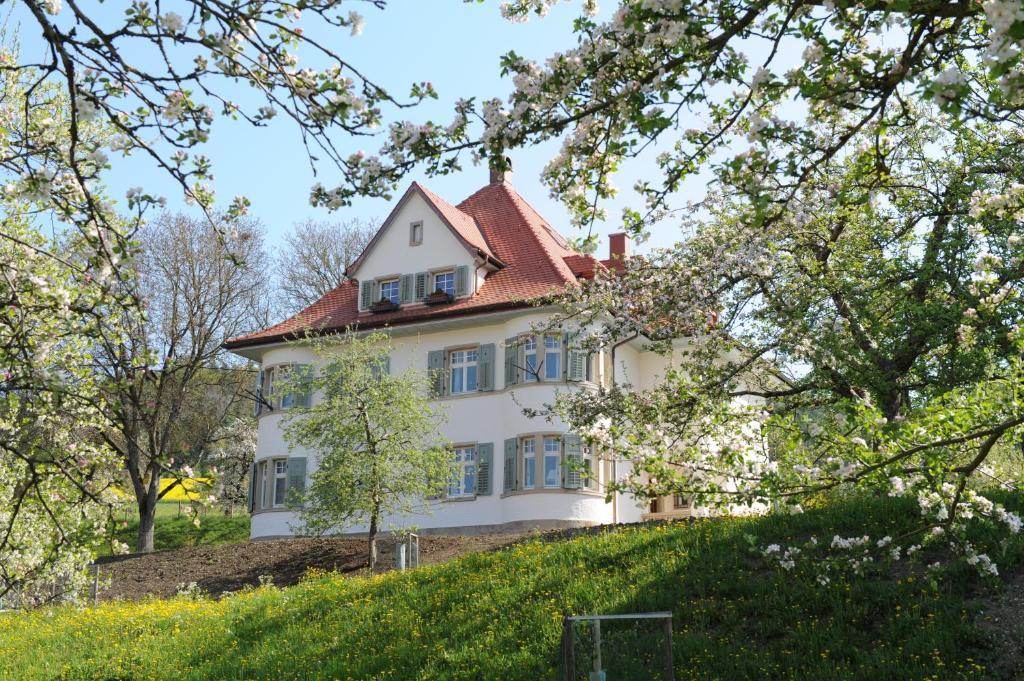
(4, 494, 1023, 680)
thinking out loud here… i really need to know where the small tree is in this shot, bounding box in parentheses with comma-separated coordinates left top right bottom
(282, 332, 452, 570)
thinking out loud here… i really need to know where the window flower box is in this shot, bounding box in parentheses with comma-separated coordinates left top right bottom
(371, 299, 399, 313)
(424, 290, 454, 306)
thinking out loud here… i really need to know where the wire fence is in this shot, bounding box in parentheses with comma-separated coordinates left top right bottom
(562, 612, 675, 681)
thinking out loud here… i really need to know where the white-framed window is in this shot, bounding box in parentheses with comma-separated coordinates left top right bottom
(582, 443, 595, 490)
(523, 336, 538, 382)
(543, 436, 561, 488)
(410, 221, 423, 246)
(522, 437, 536, 490)
(273, 459, 288, 506)
(262, 364, 311, 411)
(380, 279, 400, 304)
(434, 270, 455, 297)
(449, 446, 476, 497)
(544, 334, 561, 380)
(449, 348, 478, 394)
(258, 460, 269, 510)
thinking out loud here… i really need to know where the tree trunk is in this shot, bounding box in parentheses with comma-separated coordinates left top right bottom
(367, 512, 378, 572)
(136, 489, 158, 553)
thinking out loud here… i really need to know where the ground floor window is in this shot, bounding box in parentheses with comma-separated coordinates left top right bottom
(543, 436, 561, 488)
(255, 458, 289, 511)
(449, 446, 477, 497)
(674, 494, 690, 509)
(522, 437, 536, 489)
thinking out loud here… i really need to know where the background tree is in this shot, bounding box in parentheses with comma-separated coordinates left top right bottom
(282, 332, 452, 570)
(95, 211, 271, 552)
(275, 217, 376, 314)
(208, 417, 258, 515)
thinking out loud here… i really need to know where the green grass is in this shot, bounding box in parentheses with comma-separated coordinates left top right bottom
(97, 503, 250, 556)
(4, 494, 1022, 680)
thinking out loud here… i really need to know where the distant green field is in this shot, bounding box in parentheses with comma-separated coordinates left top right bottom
(5, 493, 1023, 680)
(98, 503, 250, 555)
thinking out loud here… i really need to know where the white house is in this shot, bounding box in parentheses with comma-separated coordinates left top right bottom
(224, 168, 703, 539)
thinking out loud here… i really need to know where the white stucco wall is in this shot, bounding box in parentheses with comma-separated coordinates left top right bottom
(249, 309, 653, 538)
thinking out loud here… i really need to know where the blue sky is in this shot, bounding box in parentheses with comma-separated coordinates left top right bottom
(15, 1, 706, 257)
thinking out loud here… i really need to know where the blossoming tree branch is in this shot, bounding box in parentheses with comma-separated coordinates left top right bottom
(343, 0, 1024, 577)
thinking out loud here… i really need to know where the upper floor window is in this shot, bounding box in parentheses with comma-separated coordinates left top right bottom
(434, 270, 455, 297)
(449, 446, 477, 497)
(380, 278, 400, 304)
(523, 336, 538, 382)
(544, 334, 562, 380)
(410, 221, 423, 246)
(449, 348, 478, 394)
(260, 364, 311, 413)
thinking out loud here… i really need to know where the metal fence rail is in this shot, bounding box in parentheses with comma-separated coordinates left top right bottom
(562, 611, 674, 681)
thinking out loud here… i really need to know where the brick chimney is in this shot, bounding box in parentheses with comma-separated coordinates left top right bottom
(609, 232, 629, 261)
(489, 156, 512, 185)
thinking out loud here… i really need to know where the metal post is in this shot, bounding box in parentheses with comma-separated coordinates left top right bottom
(663, 615, 674, 681)
(562, 617, 576, 681)
(397, 543, 406, 571)
(591, 618, 603, 680)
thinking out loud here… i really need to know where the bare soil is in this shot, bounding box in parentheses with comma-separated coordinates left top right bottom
(93, 533, 527, 601)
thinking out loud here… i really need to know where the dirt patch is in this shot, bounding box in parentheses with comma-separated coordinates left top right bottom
(973, 566, 1024, 681)
(93, 533, 527, 601)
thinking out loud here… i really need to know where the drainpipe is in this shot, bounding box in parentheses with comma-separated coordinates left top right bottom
(608, 333, 639, 524)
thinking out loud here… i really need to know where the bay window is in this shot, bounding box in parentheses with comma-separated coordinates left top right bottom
(522, 437, 536, 489)
(544, 334, 561, 380)
(523, 336, 538, 382)
(543, 436, 561, 488)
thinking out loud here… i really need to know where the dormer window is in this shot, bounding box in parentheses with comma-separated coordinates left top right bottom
(434, 271, 455, 297)
(380, 278, 400, 304)
(410, 221, 423, 246)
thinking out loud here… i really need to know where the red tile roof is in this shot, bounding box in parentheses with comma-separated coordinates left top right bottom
(224, 179, 596, 350)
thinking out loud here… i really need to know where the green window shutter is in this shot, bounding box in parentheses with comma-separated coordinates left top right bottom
(427, 350, 446, 397)
(478, 343, 495, 391)
(455, 264, 470, 297)
(503, 438, 517, 492)
(399, 274, 414, 304)
(504, 337, 518, 387)
(564, 434, 582, 489)
(254, 370, 264, 417)
(566, 330, 586, 382)
(247, 463, 257, 512)
(414, 272, 429, 300)
(359, 280, 373, 310)
(286, 456, 307, 503)
(476, 443, 493, 495)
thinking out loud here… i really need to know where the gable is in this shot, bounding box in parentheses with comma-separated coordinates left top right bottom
(349, 190, 476, 284)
